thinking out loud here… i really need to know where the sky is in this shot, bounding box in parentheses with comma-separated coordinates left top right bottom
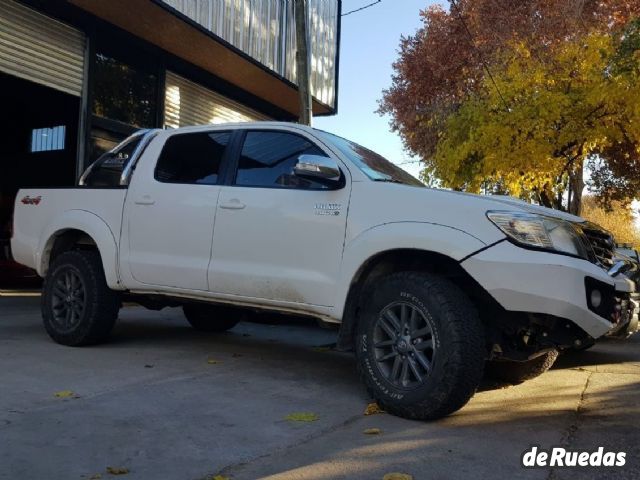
(315, 0, 439, 179)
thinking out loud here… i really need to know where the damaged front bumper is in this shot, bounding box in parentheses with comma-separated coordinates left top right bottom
(603, 260, 640, 338)
(461, 240, 638, 342)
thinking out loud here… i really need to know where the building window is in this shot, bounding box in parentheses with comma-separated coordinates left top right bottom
(30, 126, 66, 152)
(92, 53, 158, 128)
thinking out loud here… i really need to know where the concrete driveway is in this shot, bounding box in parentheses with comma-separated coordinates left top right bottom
(1, 296, 639, 480)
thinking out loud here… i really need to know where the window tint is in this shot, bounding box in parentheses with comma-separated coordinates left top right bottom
(236, 131, 330, 189)
(155, 132, 231, 185)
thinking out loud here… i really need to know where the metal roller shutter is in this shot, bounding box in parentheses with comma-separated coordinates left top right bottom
(0, 0, 86, 97)
(164, 71, 269, 128)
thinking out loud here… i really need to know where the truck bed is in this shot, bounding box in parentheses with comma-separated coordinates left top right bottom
(11, 188, 127, 275)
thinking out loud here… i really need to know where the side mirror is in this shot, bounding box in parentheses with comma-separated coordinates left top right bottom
(293, 155, 341, 184)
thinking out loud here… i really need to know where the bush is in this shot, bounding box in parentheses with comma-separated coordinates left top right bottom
(581, 196, 640, 247)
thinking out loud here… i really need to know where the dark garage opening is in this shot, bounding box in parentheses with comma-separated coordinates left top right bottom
(0, 71, 80, 287)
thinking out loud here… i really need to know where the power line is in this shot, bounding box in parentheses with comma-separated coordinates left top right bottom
(342, 0, 382, 17)
(449, 0, 509, 110)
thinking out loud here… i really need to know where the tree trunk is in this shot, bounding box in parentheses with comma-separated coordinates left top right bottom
(568, 162, 584, 215)
(539, 186, 554, 208)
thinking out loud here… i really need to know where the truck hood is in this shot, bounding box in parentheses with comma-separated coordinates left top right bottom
(445, 191, 585, 223)
(348, 182, 586, 246)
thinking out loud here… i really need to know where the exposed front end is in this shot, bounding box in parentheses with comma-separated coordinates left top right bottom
(461, 213, 638, 359)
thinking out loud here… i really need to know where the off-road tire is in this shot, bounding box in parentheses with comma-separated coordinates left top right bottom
(183, 304, 242, 332)
(485, 350, 559, 384)
(355, 272, 486, 421)
(42, 250, 120, 346)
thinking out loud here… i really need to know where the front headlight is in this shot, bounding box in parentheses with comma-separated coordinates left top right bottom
(487, 211, 591, 259)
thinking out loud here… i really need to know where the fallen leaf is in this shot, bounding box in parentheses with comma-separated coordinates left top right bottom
(382, 473, 413, 480)
(363, 428, 382, 435)
(207, 358, 221, 365)
(88, 474, 102, 480)
(364, 402, 385, 416)
(285, 412, 319, 422)
(106, 466, 129, 475)
(54, 390, 77, 399)
(311, 346, 332, 353)
(211, 476, 230, 480)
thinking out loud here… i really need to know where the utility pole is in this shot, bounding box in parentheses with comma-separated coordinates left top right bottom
(294, 0, 312, 126)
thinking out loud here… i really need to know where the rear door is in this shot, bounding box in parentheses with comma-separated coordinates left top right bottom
(208, 128, 351, 307)
(123, 129, 232, 290)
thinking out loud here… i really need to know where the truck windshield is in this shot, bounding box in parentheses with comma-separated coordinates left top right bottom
(317, 131, 424, 187)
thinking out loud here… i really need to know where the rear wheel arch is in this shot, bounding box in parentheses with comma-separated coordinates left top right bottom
(45, 229, 98, 265)
(39, 213, 122, 289)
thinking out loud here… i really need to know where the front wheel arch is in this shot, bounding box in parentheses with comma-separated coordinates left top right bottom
(337, 248, 499, 351)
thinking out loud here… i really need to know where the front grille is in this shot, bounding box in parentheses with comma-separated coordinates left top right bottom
(581, 223, 616, 268)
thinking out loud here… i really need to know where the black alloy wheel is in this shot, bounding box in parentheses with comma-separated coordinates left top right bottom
(50, 267, 87, 334)
(42, 250, 120, 346)
(373, 301, 436, 389)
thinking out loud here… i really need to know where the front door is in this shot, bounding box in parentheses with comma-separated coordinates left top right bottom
(125, 130, 232, 290)
(208, 129, 350, 307)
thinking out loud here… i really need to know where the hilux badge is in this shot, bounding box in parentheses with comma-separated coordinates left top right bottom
(315, 203, 341, 216)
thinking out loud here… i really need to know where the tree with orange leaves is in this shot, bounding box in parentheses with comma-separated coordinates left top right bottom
(379, 0, 640, 214)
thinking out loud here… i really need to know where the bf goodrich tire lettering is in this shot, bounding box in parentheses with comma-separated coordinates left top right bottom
(355, 272, 486, 420)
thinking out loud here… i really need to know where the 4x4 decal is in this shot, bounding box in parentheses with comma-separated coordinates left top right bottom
(21, 195, 42, 205)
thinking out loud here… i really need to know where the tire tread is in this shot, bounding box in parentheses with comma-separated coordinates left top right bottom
(356, 271, 485, 420)
(42, 250, 119, 346)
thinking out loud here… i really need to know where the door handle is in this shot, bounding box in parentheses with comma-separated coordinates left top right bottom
(134, 195, 155, 206)
(219, 198, 246, 210)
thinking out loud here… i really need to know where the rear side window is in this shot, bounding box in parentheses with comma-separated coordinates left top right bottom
(235, 131, 329, 189)
(155, 131, 231, 185)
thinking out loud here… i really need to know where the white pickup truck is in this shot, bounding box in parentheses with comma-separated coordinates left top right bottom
(11, 122, 639, 420)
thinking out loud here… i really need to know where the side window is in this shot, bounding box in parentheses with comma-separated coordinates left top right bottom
(155, 131, 231, 185)
(236, 131, 330, 189)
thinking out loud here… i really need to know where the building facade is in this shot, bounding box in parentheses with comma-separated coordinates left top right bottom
(0, 0, 341, 269)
